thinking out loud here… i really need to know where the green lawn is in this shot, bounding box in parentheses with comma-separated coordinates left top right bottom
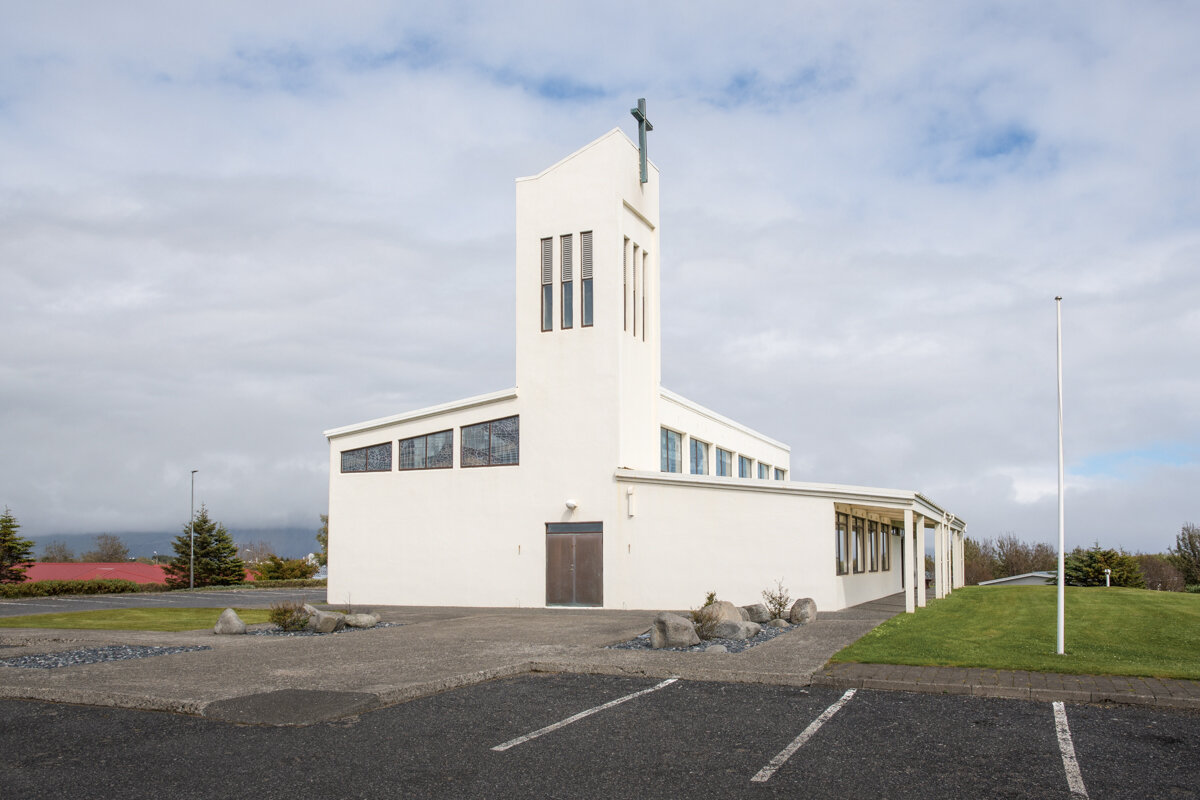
(833, 586, 1200, 680)
(0, 607, 274, 632)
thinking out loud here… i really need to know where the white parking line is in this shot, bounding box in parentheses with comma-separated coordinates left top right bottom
(1053, 701, 1088, 799)
(491, 678, 679, 752)
(751, 689, 857, 783)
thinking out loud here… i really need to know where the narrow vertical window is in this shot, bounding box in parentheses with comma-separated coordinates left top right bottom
(641, 249, 648, 342)
(836, 512, 850, 575)
(689, 438, 708, 475)
(881, 526, 892, 571)
(623, 237, 629, 331)
(853, 517, 866, 573)
(868, 520, 879, 572)
(632, 244, 639, 338)
(758, 462, 770, 479)
(561, 234, 573, 329)
(660, 428, 682, 473)
(716, 448, 732, 477)
(581, 231, 593, 327)
(540, 237, 553, 332)
(738, 455, 752, 478)
(774, 468, 786, 481)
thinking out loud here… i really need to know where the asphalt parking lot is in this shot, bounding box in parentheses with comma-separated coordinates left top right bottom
(0, 587, 327, 618)
(3, 674, 1197, 799)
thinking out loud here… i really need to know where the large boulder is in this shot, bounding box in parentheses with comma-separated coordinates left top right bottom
(343, 613, 380, 629)
(712, 620, 762, 640)
(213, 608, 246, 635)
(306, 609, 347, 634)
(742, 603, 771, 624)
(788, 598, 818, 625)
(706, 600, 745, 624)
(651, 612, 700, 649)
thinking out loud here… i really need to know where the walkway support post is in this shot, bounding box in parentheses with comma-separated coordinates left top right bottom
(903, 508, 915, 614)
(934, 517, 945, 599)
(916, 514, 927, 608)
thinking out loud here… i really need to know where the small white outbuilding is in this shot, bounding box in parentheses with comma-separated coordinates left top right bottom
(325, 122, 965, 612)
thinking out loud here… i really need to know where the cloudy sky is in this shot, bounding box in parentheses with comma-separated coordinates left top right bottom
(2, 2, 1197, 553)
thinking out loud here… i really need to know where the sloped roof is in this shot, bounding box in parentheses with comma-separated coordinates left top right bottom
(24, 562, 169, 584)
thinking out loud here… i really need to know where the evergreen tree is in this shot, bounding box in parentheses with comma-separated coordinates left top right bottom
(316, 513, 329, 567)
(1167, 522, 1200, 586)
(1063, 543, 1145, 588)
(0, 507, 35, 584)
(164, 505, 245, 588)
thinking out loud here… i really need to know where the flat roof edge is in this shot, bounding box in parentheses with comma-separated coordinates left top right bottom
(324, 388, 519, 439)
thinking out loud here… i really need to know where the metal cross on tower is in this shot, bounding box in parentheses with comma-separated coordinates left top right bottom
(630, 98, 653, 184)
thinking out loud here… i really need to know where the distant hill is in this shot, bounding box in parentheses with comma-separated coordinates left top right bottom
(28, 527, 320, 561)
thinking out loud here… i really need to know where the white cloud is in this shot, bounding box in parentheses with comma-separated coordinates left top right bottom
(1, 2, 1197, 555)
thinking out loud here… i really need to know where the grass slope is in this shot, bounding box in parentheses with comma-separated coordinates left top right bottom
(833, 586, 1200, 680)
(0, 607, 273, 632)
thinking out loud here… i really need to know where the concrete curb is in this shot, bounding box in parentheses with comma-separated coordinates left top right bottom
(811, 666, 1200, 712)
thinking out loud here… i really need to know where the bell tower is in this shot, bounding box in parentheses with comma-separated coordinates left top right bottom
(514, 125, 661, 476)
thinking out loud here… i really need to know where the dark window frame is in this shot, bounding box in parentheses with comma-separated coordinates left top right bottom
(398, 429, 454, 471)
(660, 427, 682, 473)
(852, 516, 866, 573)
(540, 237, 553, 332)
(581, 230, 594, 327)
(881, 526, 892, 571)
(461, 415, 520, 468)
(689, 437, 709, 475)
(340, 441, 392, 473)
(868, 520, 879, 572)
(739, 455, 753, 479)
(715, 448, 733, 477)
(836, 512, 850, 575)
(561, 233, 573, 330)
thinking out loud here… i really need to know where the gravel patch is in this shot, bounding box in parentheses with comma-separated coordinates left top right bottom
(0, 644, 212, 670)
(607, 623, 797, 654)
(246, 622, 403, 637)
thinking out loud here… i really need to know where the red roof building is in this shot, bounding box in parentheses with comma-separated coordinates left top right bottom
(24, 562, 169, 584)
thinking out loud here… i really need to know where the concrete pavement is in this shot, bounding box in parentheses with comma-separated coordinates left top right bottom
(1, 590, 1197, 723)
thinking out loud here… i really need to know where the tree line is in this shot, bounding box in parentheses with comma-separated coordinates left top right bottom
(964, 522, 1200, 590)
(0, 505, 330, 586)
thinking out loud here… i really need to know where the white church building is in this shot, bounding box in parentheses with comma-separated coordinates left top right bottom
(325, 118, 965, 613)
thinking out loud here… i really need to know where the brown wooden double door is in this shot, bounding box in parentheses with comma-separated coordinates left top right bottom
(546, 522, 603, 607)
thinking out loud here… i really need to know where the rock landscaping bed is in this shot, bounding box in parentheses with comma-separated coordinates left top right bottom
(0, 644, 212, 669)
(245, 622, 402, 637)
(611, 596, 819, 653)
(608, 620, 796, 654)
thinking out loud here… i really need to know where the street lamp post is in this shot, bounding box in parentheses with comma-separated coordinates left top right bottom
(1055, 297, 1065, 656)
(190, 469, 198, 590)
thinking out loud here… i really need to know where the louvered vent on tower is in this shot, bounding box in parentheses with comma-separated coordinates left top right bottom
(581, 231, 592, 279)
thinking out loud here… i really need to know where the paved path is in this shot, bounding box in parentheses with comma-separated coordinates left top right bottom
(4, 675, 1197, 799)
(1, 589, 1197, 723)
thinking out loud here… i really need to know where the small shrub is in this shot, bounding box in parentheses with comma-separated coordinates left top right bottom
(762, 579, 791, 620)
(0, 579, 170, 599)
(690, 590, 722, 640)
(251, 555, 319, 581)
(268, 602, 311, 632)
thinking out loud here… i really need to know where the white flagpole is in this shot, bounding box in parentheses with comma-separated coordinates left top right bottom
(1056, 296, 1065, 655)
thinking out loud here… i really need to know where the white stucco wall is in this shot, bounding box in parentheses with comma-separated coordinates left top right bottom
(324, 127, 963, 614)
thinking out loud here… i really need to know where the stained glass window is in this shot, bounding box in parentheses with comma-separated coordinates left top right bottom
(341, 443, 390, 473)
(461, 416, 519, 467)
(399, 430, 452, 470)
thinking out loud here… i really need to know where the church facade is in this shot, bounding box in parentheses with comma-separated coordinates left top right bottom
(325, 126, 965, 613)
